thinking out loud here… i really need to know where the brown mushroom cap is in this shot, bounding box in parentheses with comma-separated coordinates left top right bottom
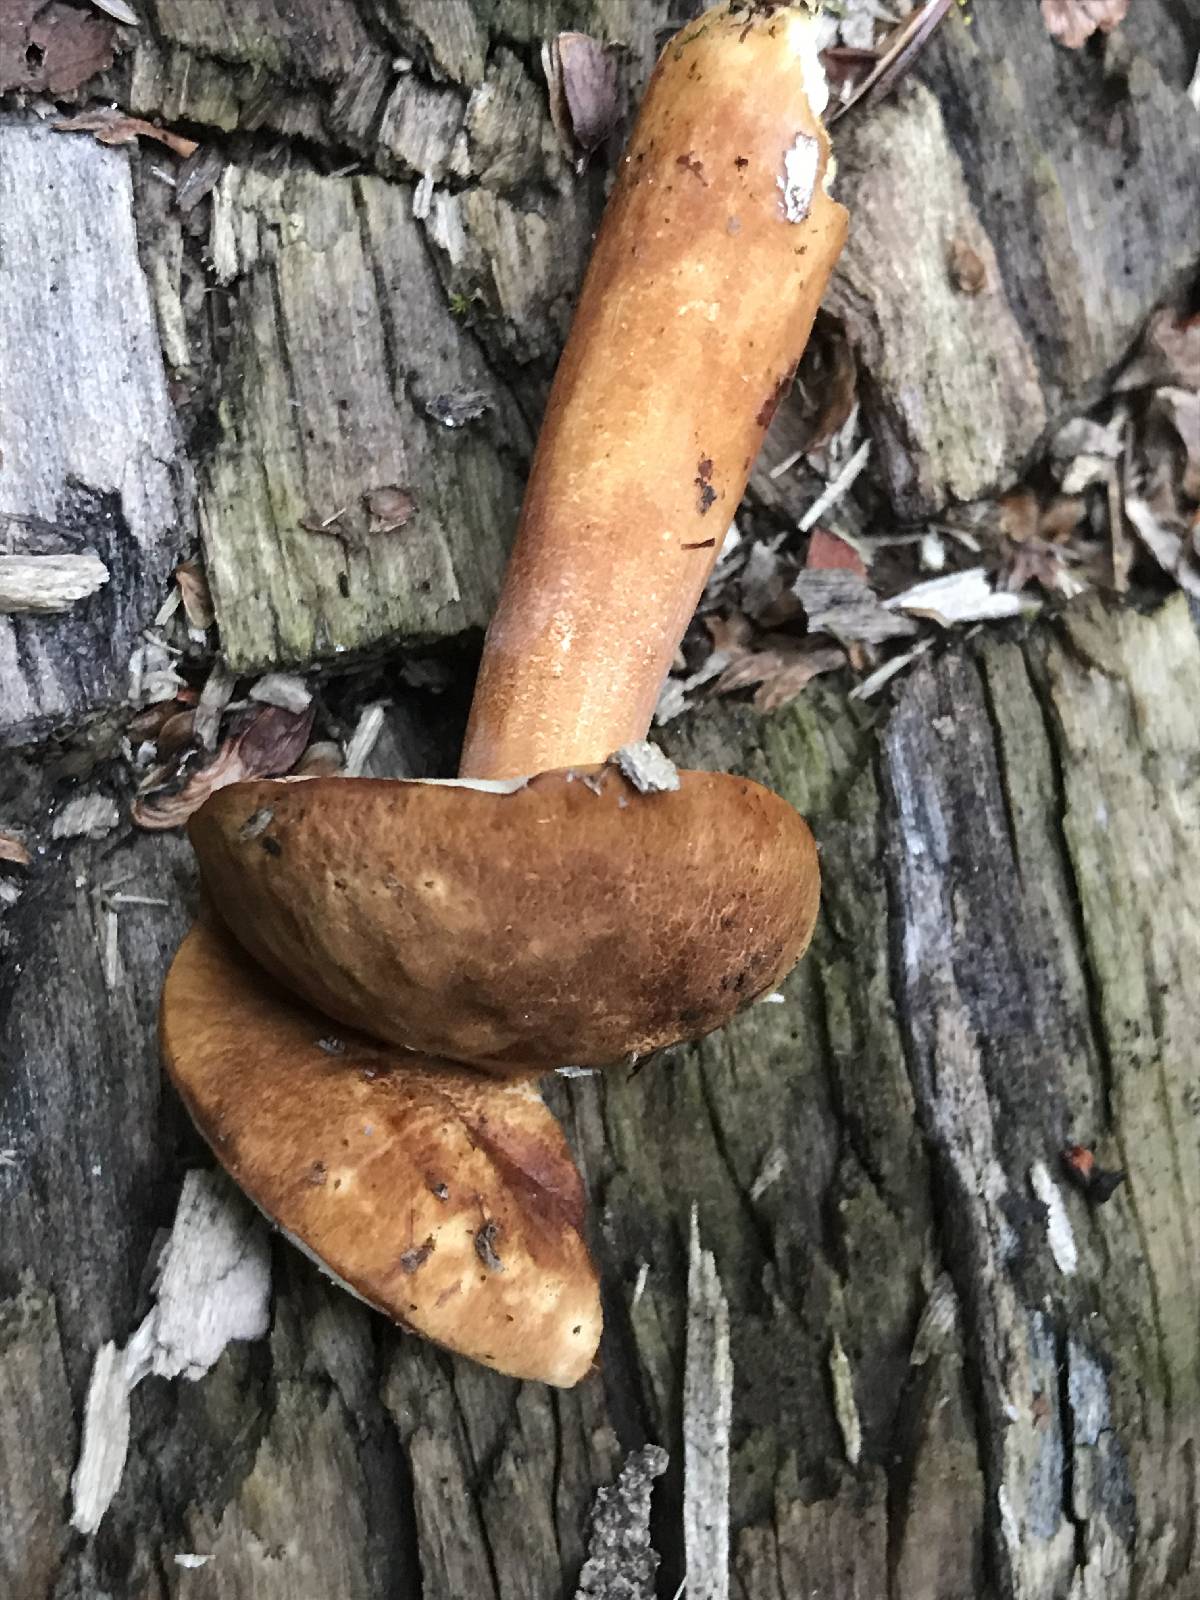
(189, 763, 820, 1074)
(161, 919, 602, 1387)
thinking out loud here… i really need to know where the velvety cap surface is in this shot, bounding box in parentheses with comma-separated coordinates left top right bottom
(189, 764, 820, 1072)
(161, 919, 602, 1387)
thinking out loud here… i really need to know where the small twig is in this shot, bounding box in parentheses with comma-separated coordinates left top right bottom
(343, 704, 387, 777)
(827, 0, 956, 125)
(798, 439, 871, 533)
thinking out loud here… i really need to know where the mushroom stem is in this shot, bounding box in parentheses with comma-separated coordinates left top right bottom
(459, 2, 848, 781)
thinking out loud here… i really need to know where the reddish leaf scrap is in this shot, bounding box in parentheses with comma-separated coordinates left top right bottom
(0, 1, 116, 97)
(1041, 0, 1130, 50)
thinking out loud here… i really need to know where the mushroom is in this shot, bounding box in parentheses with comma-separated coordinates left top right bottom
(161, 0, 846, 1384)
(188, 761, 820, 1073)
(163, 916, 600, 1386)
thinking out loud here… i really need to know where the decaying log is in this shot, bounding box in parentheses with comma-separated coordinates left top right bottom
(2, 4, 1199, 1598)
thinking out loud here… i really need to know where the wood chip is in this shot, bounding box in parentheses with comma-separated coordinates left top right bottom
(798, 439, 871, 534)
(90, 0, 139, 21)
(612, 742, 680, 794)
(1030, 1161, 1078, 1276)
(909, 1273, 959, 1366)
(51, 794, 120, 841)
(175, 146, 224, 213)
(575, 1445, 669, 1600)
(829, 1330, 863, 1466)
(248, 673, 312, 715)
(192, 659, 237, 752)
(342, 703, 386, 777)
(1154, 387, 1200, 502)
(884, 568, 1028, 626)
(70, 1172, 270, 1535)
(0, 553, 109, 613)
(684, 1208, 732, 1600)
(296, 740, 344, 777)
(849, 636, 934, 701)
(795, 569, 919, 644)
(1124, 497, 1200, 597)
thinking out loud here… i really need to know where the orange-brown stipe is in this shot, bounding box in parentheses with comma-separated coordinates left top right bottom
(460, 4, 848, 780)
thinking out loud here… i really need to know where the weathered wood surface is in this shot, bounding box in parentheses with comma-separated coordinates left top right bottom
(2, 4, 1200, 1598)
(0, 120, 190, 743)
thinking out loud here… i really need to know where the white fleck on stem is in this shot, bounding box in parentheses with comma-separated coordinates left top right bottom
(778, 133, 820, 223)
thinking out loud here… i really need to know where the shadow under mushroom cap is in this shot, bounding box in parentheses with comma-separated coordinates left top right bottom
(160, 918, 601, 1387)
(188, 763, 821, 1073)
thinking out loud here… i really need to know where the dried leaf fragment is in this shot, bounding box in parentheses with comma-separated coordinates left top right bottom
(543, 33, 618, 167)
(1153, 388, 1200, 502)
(364, 485, 418, 535)
(714, 638, 844, 712)
(1041, 0, 1129, 49)
(174, 561, 214, 630)
(0, 1, 116, 96)
(133, 704, 314, 831)
(1117, 309, 1200, 393)
(947, 236, 988, 296)
(0, 831, 32, 867)
(806, 528, 867, 577)
(53, 107, 198, 159)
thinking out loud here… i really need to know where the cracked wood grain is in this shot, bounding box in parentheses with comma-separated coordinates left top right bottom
(0, 118, 189, 743)
(2, 1, 1200, 1595)
(3, 600, 1199, 1597)
(197, 160, 523, 671)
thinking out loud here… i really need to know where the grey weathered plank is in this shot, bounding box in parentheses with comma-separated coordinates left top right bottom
(0, 118, 189, 743)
